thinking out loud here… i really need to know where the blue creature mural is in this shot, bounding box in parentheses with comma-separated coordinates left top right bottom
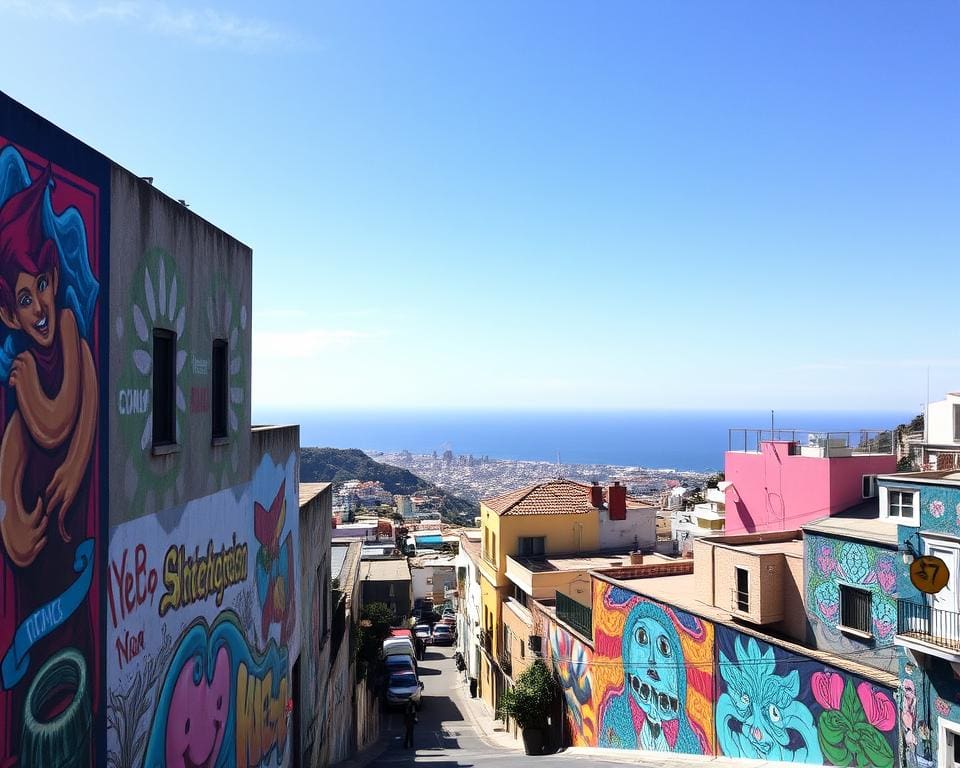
(716, 635, 823, 763)
(598, 600, 703, 753)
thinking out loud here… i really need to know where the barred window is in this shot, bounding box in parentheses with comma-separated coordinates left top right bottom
(840, 585, 872, 634)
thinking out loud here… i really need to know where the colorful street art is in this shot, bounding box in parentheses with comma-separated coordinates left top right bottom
(106, 452, 300, 768)
(806, 535, 898, 642)
(0, 139, 104, 767)
(715, 627, 897, 767)
(594, 586, 714, 754)
(549, 621, 595, 747)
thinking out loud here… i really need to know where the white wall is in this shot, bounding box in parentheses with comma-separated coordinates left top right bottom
(928, 396, 960, 445)
(598, 507, 657, 550)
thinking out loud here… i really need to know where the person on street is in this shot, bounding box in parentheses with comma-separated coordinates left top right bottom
(415, 635, 425, 661)
(403, 699, 417, 749)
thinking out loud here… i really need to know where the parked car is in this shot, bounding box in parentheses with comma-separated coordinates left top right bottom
(382, 637, 417, 663)
(385, 670, 424, 709)
(432, 624, 455, 646)
(385, 654, 417, 675)
(413, 624, 433, 645)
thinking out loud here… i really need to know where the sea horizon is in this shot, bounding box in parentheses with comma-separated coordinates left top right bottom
(254, 407, 915, 473)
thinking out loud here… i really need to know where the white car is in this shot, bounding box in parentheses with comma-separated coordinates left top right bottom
(382, 637, 416, 662)
(413, 624, 433, 645)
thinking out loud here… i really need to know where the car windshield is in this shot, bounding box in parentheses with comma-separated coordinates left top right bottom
(434, 627, 451, 634)
(414, 625, 431, 633)
(391, 674, 418, 688)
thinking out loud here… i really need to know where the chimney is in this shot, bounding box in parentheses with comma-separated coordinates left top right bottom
(608, 482, 627, 521)
(589, 481, 603, 508)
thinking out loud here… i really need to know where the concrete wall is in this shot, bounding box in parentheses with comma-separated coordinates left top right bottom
(299, 484, 333, 768)
(724, 442, 895, 534)
(927, 394, 960, 445)
(0, 93, 111, 767)
(598, 506, 657, 551)
(109, 167, 252, 526)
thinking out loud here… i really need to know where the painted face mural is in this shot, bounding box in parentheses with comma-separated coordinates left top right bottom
(716, 636, 821, 763)
(594, 591, 709, 755)
(0, 140, 103, 767)
(164, 646, 229, 768)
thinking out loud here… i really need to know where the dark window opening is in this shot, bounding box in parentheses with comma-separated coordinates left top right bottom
(518, 536, 545, 556)
(735, 567, 749, 612)
(840, 585, 872, 633)
(212, 339, 228, 439)
(153, 329, 176, 445)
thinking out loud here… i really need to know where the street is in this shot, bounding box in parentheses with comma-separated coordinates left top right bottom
(367, 646, 736, 768)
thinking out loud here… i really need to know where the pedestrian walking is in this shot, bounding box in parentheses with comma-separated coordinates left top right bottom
(403, 699, 417, 749)
(415, 636, 425, 661)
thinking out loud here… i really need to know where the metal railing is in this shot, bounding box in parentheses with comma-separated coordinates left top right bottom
(497, 648, 513, 677)
(556, 591, 592, 639)
(480, 629, 492, 653)
(898, 599, 960, 651)
(728, 428, 894, 455)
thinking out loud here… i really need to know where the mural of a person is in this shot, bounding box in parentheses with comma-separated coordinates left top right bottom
(716, 636, 822, 763)
(598, 601, 702, 753)
(0, 144, 100, 766)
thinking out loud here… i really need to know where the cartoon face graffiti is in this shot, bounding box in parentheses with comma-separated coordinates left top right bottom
(623, 614, 681, 747)
(165, 646, 229, 768)
(716, 636, 822, 763)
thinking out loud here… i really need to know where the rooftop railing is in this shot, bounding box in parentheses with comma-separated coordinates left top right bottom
(727, 429, 894, 455)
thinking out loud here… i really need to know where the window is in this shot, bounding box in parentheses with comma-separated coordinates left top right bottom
(212, 339, 228, 439)
(735, 567, 749, 612)
(954, 403, 960, 441)
(839, 585, 872, 634)
(888, 490, 915, 519)
(512, 584, 530, 608)
(491, 533, 497, 562)
(862, 475, 877, 499)
(520, 640, 526, 659)
(152, 329, 176, 446)
(518, 536, 545, 556)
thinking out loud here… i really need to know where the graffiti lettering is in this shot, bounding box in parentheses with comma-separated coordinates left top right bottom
(189, 386, 209, 413)
(118, 387, 150, 415)
(191, 357, 209, 375)
(115, 628, 146, 669)
(158, 533, 248, 616)
(236, 662, 289, 768)
(108, 543, 158, 629)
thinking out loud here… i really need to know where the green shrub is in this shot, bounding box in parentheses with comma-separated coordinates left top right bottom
(496, 659, 557, 730)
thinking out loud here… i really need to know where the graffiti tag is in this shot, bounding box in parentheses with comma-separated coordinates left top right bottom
(118, 387, 150, 415)
(159, 533, 248, 616)
(108, 542, 159, 629)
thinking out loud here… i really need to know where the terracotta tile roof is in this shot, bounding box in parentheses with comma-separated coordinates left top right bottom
(481, 479, 596, 516)
(482, 479, 652, 516)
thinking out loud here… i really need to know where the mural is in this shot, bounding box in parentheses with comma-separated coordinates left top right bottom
(106, 452, 300, 768)
(806, 535, 898, 644)
(715, 627, 897, 767)
(549, 621, 596, 747)
(0, 140, 104, 767)
(594, 586, 714, 754)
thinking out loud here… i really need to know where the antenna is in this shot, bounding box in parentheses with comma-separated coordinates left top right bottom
(925, 366, 930, 444)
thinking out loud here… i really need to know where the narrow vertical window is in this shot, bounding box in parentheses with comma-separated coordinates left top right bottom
(152, 329, 176, 446)
(212, 339, 228, 439)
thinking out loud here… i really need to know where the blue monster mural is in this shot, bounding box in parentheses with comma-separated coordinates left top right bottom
(716, 634, 822, 763)
(598, 600, 703, 753)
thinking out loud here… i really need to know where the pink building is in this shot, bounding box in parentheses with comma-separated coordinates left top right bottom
(723, 429, 897, 534)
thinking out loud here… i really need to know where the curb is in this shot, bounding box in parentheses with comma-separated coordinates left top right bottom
(562, 747, 827, 767)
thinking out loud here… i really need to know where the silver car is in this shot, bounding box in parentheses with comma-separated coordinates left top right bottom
(385, 670, 424, 709)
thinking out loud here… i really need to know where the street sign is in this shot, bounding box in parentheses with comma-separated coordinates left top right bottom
(910, 555, 950, 595)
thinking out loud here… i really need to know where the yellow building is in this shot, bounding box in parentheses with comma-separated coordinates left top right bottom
(477, 479, 607, 712)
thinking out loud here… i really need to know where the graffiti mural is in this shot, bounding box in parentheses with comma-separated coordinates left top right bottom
(106, 452, 300, 768)
(594, 586, 714, 754)
(715, 627, 897, 767)
(549, 621, 596, 747)
(806, 535, 898, 644)
(0, 139, 105, 767)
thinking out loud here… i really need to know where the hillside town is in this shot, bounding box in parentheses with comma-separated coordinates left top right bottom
(1, 53, 956, 768)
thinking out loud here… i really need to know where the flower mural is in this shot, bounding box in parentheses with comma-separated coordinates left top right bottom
(930, 499, 945, 518)
(812, 675, 895, 768)
(806, 536, 898, 642)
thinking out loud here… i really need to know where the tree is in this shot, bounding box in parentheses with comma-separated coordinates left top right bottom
(497, 658, 558, 731)
(355, 602, 396, 680)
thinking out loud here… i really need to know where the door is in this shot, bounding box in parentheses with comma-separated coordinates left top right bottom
(926, 542, 960, 643)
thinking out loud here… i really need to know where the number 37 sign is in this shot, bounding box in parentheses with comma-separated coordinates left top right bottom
(910, 555, 950, 594)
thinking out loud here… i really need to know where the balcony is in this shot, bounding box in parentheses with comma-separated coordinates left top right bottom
(480, 629, 492, 654)
(727, 428, 894, 456)
(896, 599, 960, 663)
(556, 591, 592, 639)
(497, 648, 513, 677)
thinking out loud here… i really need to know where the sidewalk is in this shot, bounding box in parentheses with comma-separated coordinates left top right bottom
(562, 747, 826, 767)
(449, 669, 522, 751)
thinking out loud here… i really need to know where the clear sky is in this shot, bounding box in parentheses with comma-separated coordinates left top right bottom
(3, 1, 958, 413)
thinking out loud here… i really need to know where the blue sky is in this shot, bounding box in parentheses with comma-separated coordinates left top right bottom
(2, 1, 958, 412)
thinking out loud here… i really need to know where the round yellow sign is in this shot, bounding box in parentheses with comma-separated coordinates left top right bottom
(910, 555, 950, 595)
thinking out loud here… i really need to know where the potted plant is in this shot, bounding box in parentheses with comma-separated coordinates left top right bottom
(496, 659, 557, 755)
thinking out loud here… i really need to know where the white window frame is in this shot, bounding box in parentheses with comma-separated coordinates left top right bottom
(937, 715, 960, 768)
(837, 583, 873, 638)
(861, 475, 877, 499)
(879, 485, 920, 527)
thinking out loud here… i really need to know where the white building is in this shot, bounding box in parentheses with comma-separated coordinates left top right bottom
(918, 392, 960, 470)
(672, 485, 727, 554)
(455, 530, 483, 686)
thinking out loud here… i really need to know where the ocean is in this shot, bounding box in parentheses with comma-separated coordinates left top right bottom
(253, 408, 914, 473)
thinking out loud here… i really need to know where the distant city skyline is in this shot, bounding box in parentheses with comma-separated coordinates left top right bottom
(4, 1, 958, 411)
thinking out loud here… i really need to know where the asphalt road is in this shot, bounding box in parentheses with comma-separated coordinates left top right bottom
(368, 646, 689, 768)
